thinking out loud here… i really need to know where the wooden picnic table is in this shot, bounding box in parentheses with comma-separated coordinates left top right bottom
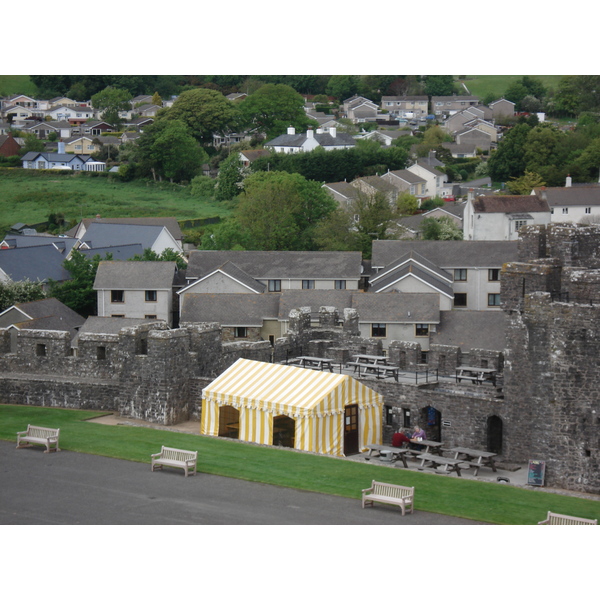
(352, 354, 389, 365)
(295, 356, 334, 372)
(416, 454, 467, 476)
(365, 444, 410, 468)
(455, 366, 497, 386)
(347, 362, 399, 381)
(446, 447, 497, 476)
(408, 439, 444, 455)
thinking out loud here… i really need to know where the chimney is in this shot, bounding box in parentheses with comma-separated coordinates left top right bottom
(287, 126, 295, 135)
(468, 188, 475, 201)
(58, 141, 65, 154)
(316, 128, 323, 134)
(306, 127, 314, 138)
(330, 126, 337, 138)
(566, 175, 572, 187)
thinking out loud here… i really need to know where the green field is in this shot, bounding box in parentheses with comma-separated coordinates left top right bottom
(458, 75, 565, 99)
(2, 404, 599, 525)
(0, 169, 230, 234)
(0, 75, 38, 97)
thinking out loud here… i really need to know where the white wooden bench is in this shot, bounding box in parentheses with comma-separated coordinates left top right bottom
(538, 511, 597, 525)
(151, 446, 198, 477)
(16, 425, 60, 453)
(361, 480, 414, 515)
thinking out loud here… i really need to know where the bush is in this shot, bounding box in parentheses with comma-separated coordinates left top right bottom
(190, 174, 216, 198)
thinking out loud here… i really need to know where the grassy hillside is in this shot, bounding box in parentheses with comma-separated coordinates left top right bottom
(0, 170, 229, 235)
(458, 75, 564, 99)
(0, 75, 38, 97)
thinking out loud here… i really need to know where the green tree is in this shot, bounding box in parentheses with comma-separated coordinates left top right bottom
(488, 122, 532, 182)
(48, 250, 110, 317)
(20, 133, 44, 154)
(506, 171, 546, 195)
(397, 192, 419, 216)
(0, 280, 46, 312)
(151, 92, 162, 106)
(551, 76, 583, 117)
(160, 88, 239, 144)
(91, 86, 133, 127)
(214, 152, 245, 202)
(420, 216, 463, 240)
(326, 75, 360, 101)
(190, 174, 216, 198)
(239, 83, 314, 138)
(424, 76, 456, 96)
(129, 247, 187, 270)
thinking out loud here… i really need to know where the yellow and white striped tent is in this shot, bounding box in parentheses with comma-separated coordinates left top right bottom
(201, 358, 383, 457)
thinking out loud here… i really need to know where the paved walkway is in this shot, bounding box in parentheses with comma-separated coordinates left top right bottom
(0, 440, 485, 525)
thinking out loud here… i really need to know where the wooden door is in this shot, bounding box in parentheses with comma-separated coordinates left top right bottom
(344, 404, 359, 456)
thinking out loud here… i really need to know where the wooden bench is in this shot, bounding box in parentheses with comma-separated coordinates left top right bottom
(151, 446, 198, 477)
(538, 511, 597, 525)
(16, 425, 60, 453)
(361, 480, 414, 515)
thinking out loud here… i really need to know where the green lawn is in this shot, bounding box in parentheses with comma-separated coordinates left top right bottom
(2, 404, 599, 525)
(0, 75, 38, 97)
(458, 75, 565, 99)
(0, 169, 230, 234)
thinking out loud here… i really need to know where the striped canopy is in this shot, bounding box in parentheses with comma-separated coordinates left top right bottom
(201, 358, 383, 456)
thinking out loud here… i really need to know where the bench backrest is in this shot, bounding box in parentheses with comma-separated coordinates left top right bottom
(27, 425, 59, 438)
(371, 480, 414, 499)
(161, 446, 197, 462)
(546, 511, 597, 525)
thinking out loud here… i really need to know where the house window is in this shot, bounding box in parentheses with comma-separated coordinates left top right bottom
(562, 208, 569, 214)
(145, 290, 157, 302)
(454, 293, 467, 307)
(234, 327, 248, 338)
(514, 220, 527, 232)
(488, 293, 501, 306)
(415, 324, 429, 337)
(75, 144, 82, 150)
(111, 314, 124, 318)
(36, 343, 46, 357)
(454, 269, 467, 281)
(302, 280, 315, 289)
(488, 269, 500, 281)
(144, 315, 157, 319)
(97, 346, 106, 360)
(371, 323, 386, 337)
(111, 290, 124, 303)
(335, 280, 346, 290)
(268, 280, 281, 292)
(419, 351, 429, 364)
(586, 207, 592, 214)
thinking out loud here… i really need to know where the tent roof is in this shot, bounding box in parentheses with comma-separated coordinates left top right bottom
(202, 358, 382, 416)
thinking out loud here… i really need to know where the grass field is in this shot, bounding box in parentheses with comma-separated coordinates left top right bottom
(2, 404, 599, 525)
(0, 75, 37, 97)
(458, 75, 565, 99)
(0, 169, 230, 234)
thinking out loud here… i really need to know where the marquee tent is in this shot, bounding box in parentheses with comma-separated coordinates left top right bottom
(201, 358, 383, 457)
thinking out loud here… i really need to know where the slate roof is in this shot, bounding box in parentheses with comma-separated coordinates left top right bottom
(180, 293, 281, 326)
(73, 217, 183, 241)
(1, 235, 78, 252)
(430, 310, 507, 352)
(384, 169, 427, 185)
(4, 298, 85, 335)
(533, 186, 600, 206)
(371, 240, 519, 270)
(94, 261, 176, 290)
(472, 195, 549, 214)
(265, 131, 356, 149)
(0, 244, 71, 283)
(350, 292, 439, 323)
(278, 290, 353, 320)
(186, 251, 363, 281)
(189, 261, 266, 293)
(79, 244, 144, 261)
(322, 181, 361, 200)
(80, 222, 169, 250)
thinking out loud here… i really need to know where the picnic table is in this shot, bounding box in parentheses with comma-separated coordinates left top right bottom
(407, 439, 444, 455)
(455, 366, 497, 386)
(294, 356, 334, 372)
(365, 444, 410, 468)
(347, 355, 398, 380)
(446, 447, 497, 476)
(417, 454, 467, 476)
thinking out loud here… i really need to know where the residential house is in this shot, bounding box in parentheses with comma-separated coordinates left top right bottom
(64, 136, 99, 154)
(47, 104, 96, 124)
(20, 150, 103, 171)
(0, 298, 85, 339)
(239, 149, 270, 168)
(407, 159, 447, 198)
(381, 169, 427, 199)
(350, 176, 399, 204)
(321, 181, 361, 209)
(489, 98, 515, 120)
(397, 203, 465, 238)
(532, 182, 600, 224)
(2, 94, 40, 110)
(264, 126, 356, 154)
(379, 96, 429, 119)
(126, 117, 154, 131)
(305, 110, 338, 132)
(454, 126, 493, 152)
(431, 96, 480, 116)
(0, 244, 72, 288)
(462, 117, 498, 143)
(94, 261, 177, 326)
(48, 97, 80, 108)
(4, 104, 38, 124)
(226, 93, 247, 101)
(441, 142, 478, 158)
(443, 107, 493, 134)
(121, 131, 141, 144)
(463, 194, 551, 241)
(371, 239, 519, 311)
(81, 121, 115, 136)
(212, 131, 250, 148)
(0, 133, 20, 157)
(131, 95, 154, 106)
(181, 251, 363, 296)
(360, 129, 413, 146)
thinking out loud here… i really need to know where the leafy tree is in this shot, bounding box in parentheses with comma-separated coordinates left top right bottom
(151, 92, 162, 106)
(574, 137, 600, 179)
(397, 192, 419, 216)
(505, 76, 547, 111)
(48, 250, 111, 317)
(0, 280, 46, 312)
(420, 216, 463, 240)
(420, 197, 445, 211)
(487, 122, 532, 182)
(190, 174, 216, 198)
(20, 133, 44, 154)
(214, 152, 245, 202)
(160, 88, 239, 144)
(129, 247, 187, 270)
(506, 171, 546, 195)
(326, 75, 360, 101)
(239, 83, 315, 138)
(424, 76, 456, 97)
(91, 86, 133, 127)
(199, 219, 253, 250)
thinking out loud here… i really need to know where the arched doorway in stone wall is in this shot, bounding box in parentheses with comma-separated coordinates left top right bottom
(218, 405, 240, 439)
(420, 406, 441, 442)
(487, 415, 503, 454)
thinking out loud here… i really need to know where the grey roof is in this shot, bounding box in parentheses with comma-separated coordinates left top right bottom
(0, 245, 71, 283)
(278, 290, 354, 320)
(186, 251, 363, 281)
(350, 292, 439, 323)
(193, 261, 265, 293)
(265, 131, 356, 148)
(75, 217, 182, 241)
(352, 176, 398, 194)
(430, 310, 507, 352)
(79, 244, 144, 261)
(81, 222, 168, 250)
(1, 235, 78, 252)
(533, 186, 600, 207)
(371, 240, 519, 270)
(472, 195, 549, 214)
(94, 261, 176, 290)
(180, 293, 280, 326)
(20, 152, 91, 164)
(7, 298, 85, 334)
(323, 181, 361, 200)
(77, 316, 156, 335)
(384, 169, 426, 185)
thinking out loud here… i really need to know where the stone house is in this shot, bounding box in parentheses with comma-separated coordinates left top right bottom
(94, 261, 178, 326)
(463, 194, 551, 241)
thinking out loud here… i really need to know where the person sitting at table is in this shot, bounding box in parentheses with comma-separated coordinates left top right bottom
(391, 430, 410, 448)
(409, 425, 426, 450)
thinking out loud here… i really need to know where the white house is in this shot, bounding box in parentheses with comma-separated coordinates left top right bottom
(264, 126, 356, 154)
(532, 181, 600, 224)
